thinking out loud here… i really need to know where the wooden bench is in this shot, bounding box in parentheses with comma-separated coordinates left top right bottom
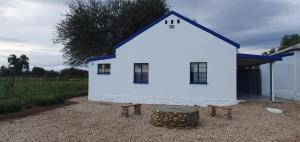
(208, 105, 232, 120)
(121, 104, 141, 117)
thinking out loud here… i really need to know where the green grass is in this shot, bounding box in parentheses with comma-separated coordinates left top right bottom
(0, 77, 88, 115)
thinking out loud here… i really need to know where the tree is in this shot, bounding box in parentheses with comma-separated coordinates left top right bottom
(262, 48, 276, 55)
(32, 67, 46, 77)
(54, 0, 169, 66)
(279, 34, 300, 51)
(61, 67, 88, 78)
(7, 54, 30, 75)
(46, 70, 60, 77)
(20, 55, 29, 72)
(262, 34, 300, 55)
(0, 65, 9, 76)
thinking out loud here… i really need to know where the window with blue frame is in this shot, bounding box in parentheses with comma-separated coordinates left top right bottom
(98, 64, 110, 74)
(190, 62, 207, 84)
(134, 63, 149, 84)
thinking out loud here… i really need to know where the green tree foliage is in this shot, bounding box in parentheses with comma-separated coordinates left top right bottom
(54, 0, 169, 66)
(32, 67, 46, 77)
(46, 70, 60, 77)
(20, 55, 29, 71)
(0, 65, 9, 76)
(60, 67, 88, 78)
(262, 34, 300, 55)
(279, 34, 300, 50)
(262, 48, 276, 55)
(6, 54, 29, 75)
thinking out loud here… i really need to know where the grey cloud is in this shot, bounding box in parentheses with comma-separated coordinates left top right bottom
(170, 0, 300, 50)
(0, 37, 26, 43)
(171, 0, 292, 31)
(26, 0, 69, 5)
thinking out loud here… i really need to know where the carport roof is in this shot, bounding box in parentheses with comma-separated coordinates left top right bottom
(237, 53, 282, 66)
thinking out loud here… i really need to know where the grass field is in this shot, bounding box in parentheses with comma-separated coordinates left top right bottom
(0, 77, 88, 115)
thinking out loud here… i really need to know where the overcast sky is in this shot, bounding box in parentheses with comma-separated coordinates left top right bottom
(0, 0, 300, 70)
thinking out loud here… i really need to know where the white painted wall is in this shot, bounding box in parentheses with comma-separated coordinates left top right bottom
(88, 14, 237, 106)
(261, 51, 300, 100)
(296, 51, 300, 99)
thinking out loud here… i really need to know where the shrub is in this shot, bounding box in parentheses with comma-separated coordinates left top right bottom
(3, 78, 15, 98)
(0, 98, 23, 115)
(31, 95, 64, 107)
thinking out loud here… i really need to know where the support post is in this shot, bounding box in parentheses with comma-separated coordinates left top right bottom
(269, 62, 275, 101)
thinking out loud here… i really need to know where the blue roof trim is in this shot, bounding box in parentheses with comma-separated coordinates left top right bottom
(113, 12, 172, 50)
(171, 11, 240, 48)
(276, 48, 300, 56)
(279, 52, 294, 57)
(237, 53, 282, 61)
(88, 55, 116, 62)
(113, 11, 240, 50)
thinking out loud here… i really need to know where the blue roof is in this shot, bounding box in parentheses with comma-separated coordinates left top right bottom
(237, 53, 282, 61)
(88, 11, 240, 62)
(278, 52, 294, 57)
(276, 48, 300, 56)
(87, 55, 116, 62)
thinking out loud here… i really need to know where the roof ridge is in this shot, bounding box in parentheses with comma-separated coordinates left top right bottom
(113, 10, 240, 50)
(89, 11, 240, 62)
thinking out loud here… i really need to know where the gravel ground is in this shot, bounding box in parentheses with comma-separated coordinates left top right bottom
(0, 97, 299, 142)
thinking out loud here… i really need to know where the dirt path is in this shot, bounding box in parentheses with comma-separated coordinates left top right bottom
(0, 97, 299, 142)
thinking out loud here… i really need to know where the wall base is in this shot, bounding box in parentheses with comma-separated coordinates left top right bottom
(88, 94, 238, 107)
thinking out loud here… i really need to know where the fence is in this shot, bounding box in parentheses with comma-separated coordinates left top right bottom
(0, 77, 88, 114)
(0, 77, 88, 99)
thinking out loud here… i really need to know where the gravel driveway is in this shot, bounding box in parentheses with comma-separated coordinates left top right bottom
(0, 97, 299, 142)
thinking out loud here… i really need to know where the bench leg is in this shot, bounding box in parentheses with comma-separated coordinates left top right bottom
(134, 105, 141, 115)
(210, 107, 216, 116)
(225, 110, 232, 120)
(121, 107, 129, 117)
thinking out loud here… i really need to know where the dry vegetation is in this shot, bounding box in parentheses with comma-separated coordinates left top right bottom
(0, 97, 299, 142)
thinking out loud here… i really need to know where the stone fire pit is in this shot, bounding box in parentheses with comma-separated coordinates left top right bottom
(150, 105, 199, 128)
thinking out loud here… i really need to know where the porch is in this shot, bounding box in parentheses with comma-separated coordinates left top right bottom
(237, 53, 282, 101)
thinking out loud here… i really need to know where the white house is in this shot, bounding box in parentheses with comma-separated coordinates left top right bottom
(261, 43, 300, 101)
(88, 11, 285, 106)
(88, 11, 241, 106)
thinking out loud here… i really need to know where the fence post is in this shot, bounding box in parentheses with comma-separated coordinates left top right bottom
(56, 76, 59, 96)
(39, 77, 42, 94)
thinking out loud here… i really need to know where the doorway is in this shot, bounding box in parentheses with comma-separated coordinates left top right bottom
(237, 66, 262, 99)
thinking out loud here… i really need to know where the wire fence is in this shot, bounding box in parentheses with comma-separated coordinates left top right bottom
(0, 77, 88, 100)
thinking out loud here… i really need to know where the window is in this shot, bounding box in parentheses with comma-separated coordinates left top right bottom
(171, 20, 174, 24)
(134, 63, 149, 84)
(177, 19, 180, 23)
(165, 20, 167, 24)
(98, 64, 110, 74)
(190, 62, 207, 84)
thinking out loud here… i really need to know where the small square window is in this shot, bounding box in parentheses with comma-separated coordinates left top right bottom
(98, 64, 110, 74)
(177, 19, 180, 23)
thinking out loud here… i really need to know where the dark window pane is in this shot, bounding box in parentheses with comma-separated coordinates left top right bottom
(98, 64, 110, 74)
(134, 63, 149, 83)
(142, 64, 148, 69)
(135, 64, 141, 71)
(199, 63, 206, 68)
(190, 62, 207, 83)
